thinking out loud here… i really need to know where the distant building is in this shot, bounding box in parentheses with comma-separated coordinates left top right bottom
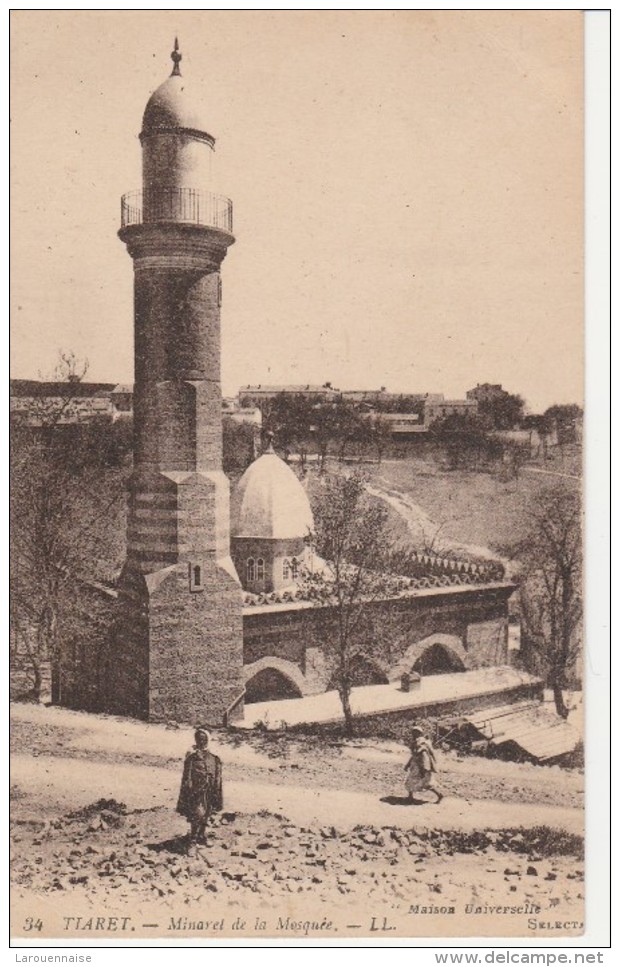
(341, 388, 443, 407)
(414, 393, 444, 404)
(424, 398, 479, 426)
(110, 384, 133, 418)
(234, 383, 480, 433)
(341, 387, 388, 404)
(10, 380, 116, 425)
(222, 398, 263, 427)
(466, 383, 509, 404)
(239, 383, 340, 404)
(377, 412, 427, 437)
(11, 381, 261, 428)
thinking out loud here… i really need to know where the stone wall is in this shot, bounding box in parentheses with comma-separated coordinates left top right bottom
(55, 559, 244, 729)
(107, 556, 244, 726)
(288, 681, 544, 743)
(242, 583, 514, 699)
(52, 580, 513, 721)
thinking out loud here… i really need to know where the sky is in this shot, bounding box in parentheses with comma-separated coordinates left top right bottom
(10, 10, 584, 413)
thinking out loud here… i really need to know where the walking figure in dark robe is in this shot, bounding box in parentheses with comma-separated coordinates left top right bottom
(177, 728, 223, 850)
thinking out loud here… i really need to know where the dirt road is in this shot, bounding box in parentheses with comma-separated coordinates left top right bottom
(10, 704, 585, 940)
(11, 747, 583, 836)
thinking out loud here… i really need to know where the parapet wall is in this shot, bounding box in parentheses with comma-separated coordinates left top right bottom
(51, 579, 515, 720)
(287, 681, 544, 743)
(243, 582, 515, 697)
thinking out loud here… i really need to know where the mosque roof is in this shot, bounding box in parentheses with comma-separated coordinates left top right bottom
(232, 443, 314, 541)
(141, 40, 213, 139)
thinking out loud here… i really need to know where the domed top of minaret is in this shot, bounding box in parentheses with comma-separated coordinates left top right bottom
(232, 436, 314, 541)
(141, 39, 213, 141)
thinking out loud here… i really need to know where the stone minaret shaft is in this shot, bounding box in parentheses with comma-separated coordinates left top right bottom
(109, 43, 244, 724)
(124, 224, 231, 570)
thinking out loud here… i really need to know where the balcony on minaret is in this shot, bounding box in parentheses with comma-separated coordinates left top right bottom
(120, 187, 233, 233)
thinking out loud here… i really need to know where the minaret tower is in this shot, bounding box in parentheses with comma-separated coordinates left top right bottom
(111, 41, 244, 724)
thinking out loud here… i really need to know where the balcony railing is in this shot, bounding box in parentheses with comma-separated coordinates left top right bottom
(120, 188, 233, 233)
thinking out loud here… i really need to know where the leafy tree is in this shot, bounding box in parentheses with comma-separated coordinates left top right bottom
(312, 402, 340, 472)
(239, 394, 278, 431)
(367, 414, 392, 464)
(265, 393, 314, 470)
(429, 413, 497, 470)
(303, 473, 390, 735)
(508, 487, 582, 718)
(477, 392, 525, 430)
(497, 439, 529, 481)
(222, 417, 258, 474)
(304, 400, 358, 471)
(543, 404, 583, 444)
(330, 401, 365, 463)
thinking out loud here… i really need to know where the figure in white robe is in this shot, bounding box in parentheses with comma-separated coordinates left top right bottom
(404, 727, 443, 803)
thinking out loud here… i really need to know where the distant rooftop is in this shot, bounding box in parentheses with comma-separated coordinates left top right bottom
(10, 379, 116, 399)
(240, 384, 339, 395)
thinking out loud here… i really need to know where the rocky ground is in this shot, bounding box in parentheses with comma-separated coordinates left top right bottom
(10, 704, 585, 939)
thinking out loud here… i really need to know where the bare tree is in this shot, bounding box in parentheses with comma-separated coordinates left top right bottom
(303, 472, 391, 735)
(509, 487, 582, 718)
(10, 353, 127, 701)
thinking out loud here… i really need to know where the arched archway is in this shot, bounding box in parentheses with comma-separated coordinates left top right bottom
(412, 642, 465, 676)
(243, 657, 306, 704)
(327, 654, 389, 691)
(245, 669, 303, 703)
(389, 634, 468, 681)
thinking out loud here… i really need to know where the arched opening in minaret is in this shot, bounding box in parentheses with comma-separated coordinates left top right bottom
(244, 668, 303, 704)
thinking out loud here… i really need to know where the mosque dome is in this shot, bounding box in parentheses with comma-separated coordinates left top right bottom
(232, 445, 314, 541)
(141, 40, 213, 138)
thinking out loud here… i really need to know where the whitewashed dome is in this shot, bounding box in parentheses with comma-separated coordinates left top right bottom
(232, 443, 314, 541)
(142, 41, 212, 138)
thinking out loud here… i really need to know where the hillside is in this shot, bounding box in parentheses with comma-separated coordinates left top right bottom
(308, 448, 581, 570)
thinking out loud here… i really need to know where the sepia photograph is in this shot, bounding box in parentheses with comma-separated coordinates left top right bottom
(9, 9, 595, 944)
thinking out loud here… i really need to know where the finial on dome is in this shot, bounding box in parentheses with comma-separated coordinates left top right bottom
(170, 37, 182, 76)
(264, 430, 276, 454)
